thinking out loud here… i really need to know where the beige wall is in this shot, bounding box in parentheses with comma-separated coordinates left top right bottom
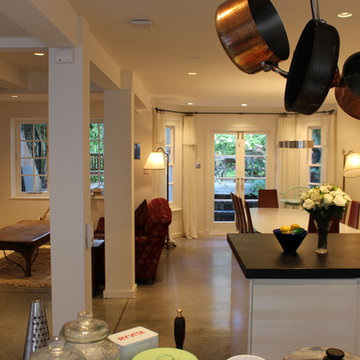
(336, 109, 360, 200)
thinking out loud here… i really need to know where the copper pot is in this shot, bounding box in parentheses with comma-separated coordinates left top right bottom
(335, 52, 360, 120)
(215, 0, 289, 74)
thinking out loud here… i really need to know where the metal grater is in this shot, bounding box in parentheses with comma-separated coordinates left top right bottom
(23, 300, 50, 360)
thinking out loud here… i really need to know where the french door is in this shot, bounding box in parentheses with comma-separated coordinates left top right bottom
(213, 132, 267, 222)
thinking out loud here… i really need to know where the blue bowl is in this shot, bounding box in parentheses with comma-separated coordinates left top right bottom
(273, 229, 308, 253)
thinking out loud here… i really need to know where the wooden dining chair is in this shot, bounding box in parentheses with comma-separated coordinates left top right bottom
(231, 192, 247, 233)
(258, 189, 279, 208)
(244, 200, 255, 233)
(347, 200, 360, 229)
(308, 214, 340, 233)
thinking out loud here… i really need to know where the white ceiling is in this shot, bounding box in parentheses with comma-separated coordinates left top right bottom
(0, 0, 359, 111)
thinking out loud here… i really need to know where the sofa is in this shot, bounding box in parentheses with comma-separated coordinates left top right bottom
(135, 197, 172, 283)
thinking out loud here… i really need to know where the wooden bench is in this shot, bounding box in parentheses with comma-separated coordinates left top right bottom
(0, 220, 50, 277)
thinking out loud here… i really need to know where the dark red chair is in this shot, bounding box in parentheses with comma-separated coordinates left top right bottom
(347, 201, 360, 229)
(135, 198, 172, 283)
(258, 189, 279, 208)
(308, 214, 339, 233)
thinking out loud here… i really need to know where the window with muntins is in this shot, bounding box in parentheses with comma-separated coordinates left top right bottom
(90, 122, 104, 190)
(12, 119, 104, 197)
(165, 126, 174, 202)
(308, 127, 322, 187)
(18, 121, 48, 194)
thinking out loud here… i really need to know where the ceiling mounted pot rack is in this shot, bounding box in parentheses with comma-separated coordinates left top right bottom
(215, 0, 360, 119)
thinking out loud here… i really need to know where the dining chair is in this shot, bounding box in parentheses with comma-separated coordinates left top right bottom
(230, 193, 247, 233)
(308, 214, 339, 233)
(347, 200, 360, 228)
(244, 200, 255, 233)
(258, 189, 279, 208)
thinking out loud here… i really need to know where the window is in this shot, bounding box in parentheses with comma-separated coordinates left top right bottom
(308, 127, 322, 187)
(17, 121, 48, 194)
(90, 122, 104, 190)
(165, 126, 174, 202)
(12, 119, 104, 197)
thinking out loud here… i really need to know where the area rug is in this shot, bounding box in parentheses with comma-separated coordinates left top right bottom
(0, 246, 51, 287)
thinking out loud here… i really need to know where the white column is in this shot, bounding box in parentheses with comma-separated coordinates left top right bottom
(48, 18, 92, 333)
(103, 88, 136, 298)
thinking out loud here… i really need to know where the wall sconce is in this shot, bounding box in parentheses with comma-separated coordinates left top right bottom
(342, 149, 360, 190)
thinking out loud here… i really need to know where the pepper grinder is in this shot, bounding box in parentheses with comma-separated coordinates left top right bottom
(174, 308, 185, 349)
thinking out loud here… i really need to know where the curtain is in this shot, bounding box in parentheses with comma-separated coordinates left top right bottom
(321, 112, 336, 184)
(276, 112, 336, 192)
(276, 114, 303, 192)
(151, 109, 166, 199)
(182, 115, 199, 238)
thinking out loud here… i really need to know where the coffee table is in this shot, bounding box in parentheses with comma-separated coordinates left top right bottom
(0, 220, 50, 277)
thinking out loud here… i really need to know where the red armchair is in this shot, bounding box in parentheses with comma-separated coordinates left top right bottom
(135, 198, 172, 283)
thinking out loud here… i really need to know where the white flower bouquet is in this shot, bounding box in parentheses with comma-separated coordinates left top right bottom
(300, 184, 351, 218)
(299, 185, 351, 255)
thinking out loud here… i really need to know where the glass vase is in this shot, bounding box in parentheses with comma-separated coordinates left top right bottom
(314, 219, 331, 255)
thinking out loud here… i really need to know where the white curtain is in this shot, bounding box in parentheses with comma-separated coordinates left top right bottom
(276, 112, 336, 192)
(151, 109, 166, 199)
(182, 115, 199, 238)
(276, 114, 303, 192)
(321, 112, 336, 184)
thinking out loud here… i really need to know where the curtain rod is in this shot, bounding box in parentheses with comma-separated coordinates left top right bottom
(155, 107, 335, 116)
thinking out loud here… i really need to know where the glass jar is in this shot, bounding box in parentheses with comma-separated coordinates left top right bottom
(60, 311, 120, 360)
(284, 347, 360, 360)
(30, 336, 85, 360)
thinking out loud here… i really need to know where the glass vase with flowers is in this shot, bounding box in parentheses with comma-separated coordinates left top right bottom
(299, 184, 351, 255)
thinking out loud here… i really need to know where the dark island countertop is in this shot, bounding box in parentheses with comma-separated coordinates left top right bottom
(227, 232, 360, 279)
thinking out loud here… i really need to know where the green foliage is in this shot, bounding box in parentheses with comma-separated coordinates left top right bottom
(214, 134, 236, 155)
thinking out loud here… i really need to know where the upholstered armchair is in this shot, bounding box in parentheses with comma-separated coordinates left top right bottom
(135, 197, 172, 283)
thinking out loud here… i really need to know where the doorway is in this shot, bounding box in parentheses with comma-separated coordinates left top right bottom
(213, 132, 268, 223)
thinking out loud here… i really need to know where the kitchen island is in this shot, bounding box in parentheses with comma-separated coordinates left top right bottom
(227, 232, 360, 360)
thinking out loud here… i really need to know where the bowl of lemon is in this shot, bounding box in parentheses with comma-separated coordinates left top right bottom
(273, 224, 308, 253)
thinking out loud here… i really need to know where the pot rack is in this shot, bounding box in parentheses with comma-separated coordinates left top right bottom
(215, 0, 360, 120)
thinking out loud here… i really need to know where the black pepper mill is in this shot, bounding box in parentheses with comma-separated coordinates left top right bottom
(174, 308, 185, 349)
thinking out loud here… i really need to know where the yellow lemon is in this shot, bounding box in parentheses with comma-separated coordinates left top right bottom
(280, 225, 291, 234)
(290, 223, 301, 230)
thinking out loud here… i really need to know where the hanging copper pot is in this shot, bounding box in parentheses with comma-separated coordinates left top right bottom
(335, 52, 360, 120)
(215, 0, 289, 74)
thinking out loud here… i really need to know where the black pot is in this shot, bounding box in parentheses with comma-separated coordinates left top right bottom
(285, 19, 340, 115)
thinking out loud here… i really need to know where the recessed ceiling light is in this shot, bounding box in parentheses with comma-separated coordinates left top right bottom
(241, 103, 248, 107)
(188, 72, 197, 76)
(337, 12, 352, 18)
(187, 102, 194, 106)
(33, 52, 45, 56)
(11, 95, 18, 98)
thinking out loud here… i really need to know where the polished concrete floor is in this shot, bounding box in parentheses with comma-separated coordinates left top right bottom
(0, 237, 248, 360)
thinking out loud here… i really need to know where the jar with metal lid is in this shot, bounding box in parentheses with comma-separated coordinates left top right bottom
(30, 336, 85, 360)
(60, 310, 120, 360)
(284, 347, 360, 360)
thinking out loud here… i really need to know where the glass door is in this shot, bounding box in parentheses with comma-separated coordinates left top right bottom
(213, 132, 267, 222)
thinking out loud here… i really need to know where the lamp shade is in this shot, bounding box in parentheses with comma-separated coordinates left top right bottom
(143, 152, 165, 170)
(343, 152, 360, 177)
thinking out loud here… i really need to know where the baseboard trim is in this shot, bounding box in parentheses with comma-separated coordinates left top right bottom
(103, 284, 137, 299)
